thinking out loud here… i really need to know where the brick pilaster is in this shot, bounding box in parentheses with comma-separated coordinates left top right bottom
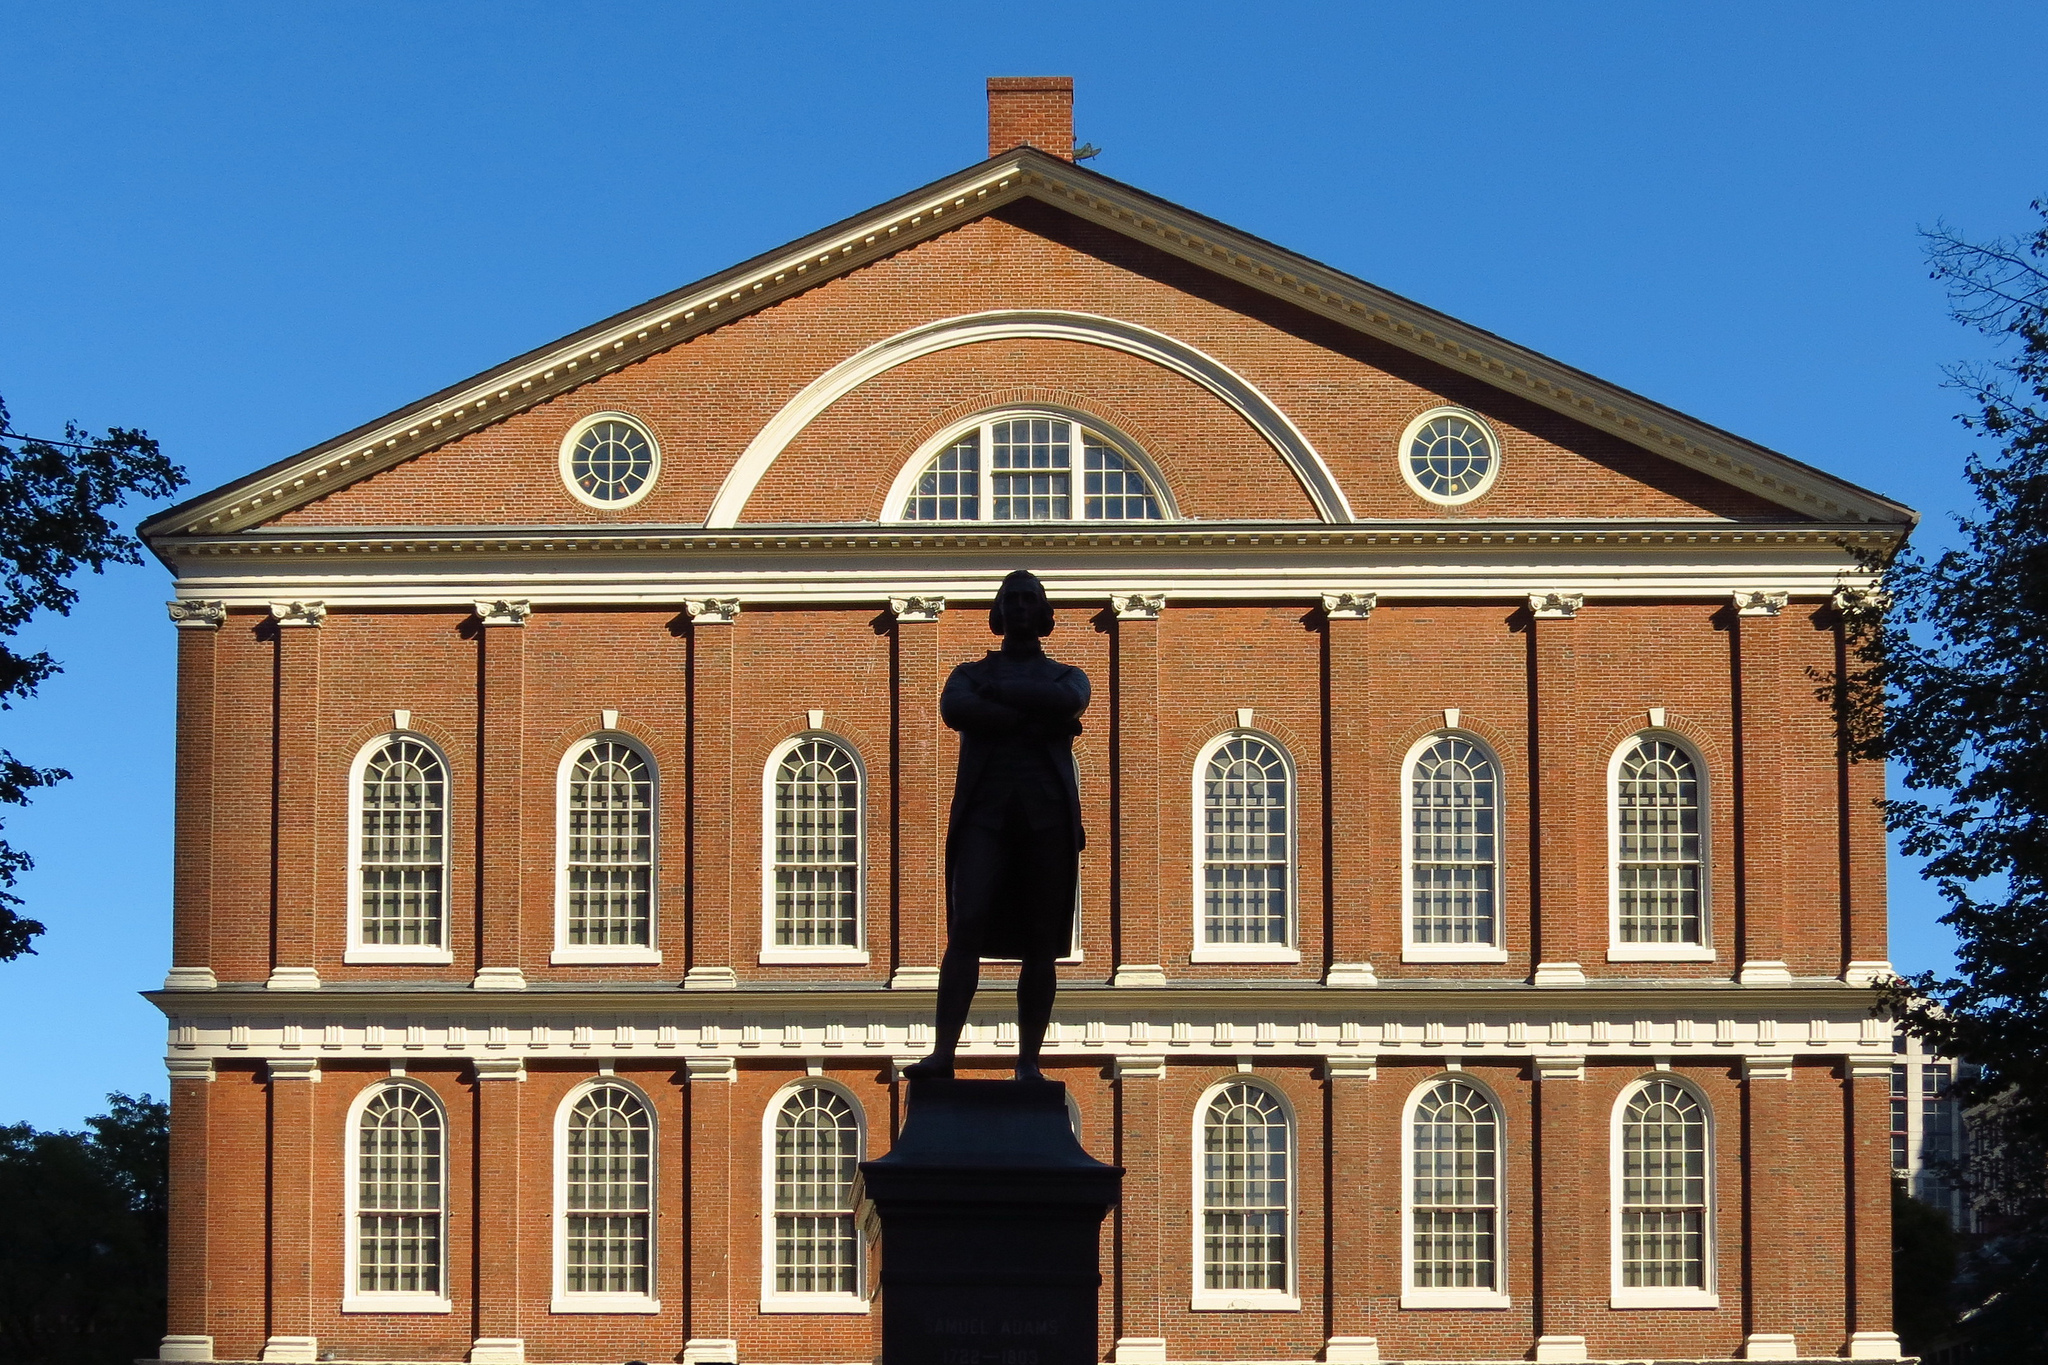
(1845, 1057, 1899, 1359)
(268, 602, 323, 991)
(168, 605, 221, 989)
(161, 1058, 214, 1362)
(262, 1058, 320, 1363)
(1322, 594, 1377, 985)
(1528, 595, 1586, 985)
(1111, 594, 1165, 986)
(1743, 1054, 1798, 1358)
(471, 1058, 526, 1363)
(685, 1057, 738, 1362)
(1735, 591, 1791, 984)
(1324, 1057, 1382, 1362)
(1533, 1054, 1591, 1362)
(475, 600, 529, 991)
(1111, 1055, 1165, 1361)
(685, 599, 739, 990)
(888, 596, 944, 989)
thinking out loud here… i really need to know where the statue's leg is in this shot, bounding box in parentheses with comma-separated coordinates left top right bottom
(906, 823, 998, 1079)
(1014, 839, 1076, 1082)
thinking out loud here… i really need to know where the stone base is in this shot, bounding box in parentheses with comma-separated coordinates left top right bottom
(257, 1338, 316, 1364)
(467, 1338, 524, 1364)
(156, 1335, 215, 1362)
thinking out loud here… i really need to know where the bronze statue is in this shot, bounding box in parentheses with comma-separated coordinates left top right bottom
(904, 569, 1088, 1081)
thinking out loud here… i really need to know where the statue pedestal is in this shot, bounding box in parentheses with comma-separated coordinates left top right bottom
(859, 1078, 1122, 1365)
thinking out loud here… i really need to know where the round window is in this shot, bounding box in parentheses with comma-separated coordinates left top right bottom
(1400, 409, 1498, 505)
(561, 415, 658, 507)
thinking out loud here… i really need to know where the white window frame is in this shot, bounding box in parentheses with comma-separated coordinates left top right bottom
(1609, 1076, 1719, 1309)
(1400, 1074, 1510, 1309)
(1190, 1076, 1300, 1311)
(759, 1079, 872, 1313)
(552, 1078, 661, 1314)
(553, 735, 662, 965)
(1191, 730, 1301, 963)
(346, 731, 454, 965)
(558, 411, 662, 511)
(760, 733, 869, 965)
(1400, 731, 1510, 964)
(1606, 731, 1716, 962)
(881, 406, 1178, 524)
(1397, 405, 1502, 507)
(343, 1080, 452, 1314)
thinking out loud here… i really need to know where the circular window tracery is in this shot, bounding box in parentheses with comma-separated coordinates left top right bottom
(560, 414, 659, 508)
(1399, 408, 1499, 505)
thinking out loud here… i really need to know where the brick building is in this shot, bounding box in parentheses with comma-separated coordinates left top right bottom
(142, 78, 1914, 1365)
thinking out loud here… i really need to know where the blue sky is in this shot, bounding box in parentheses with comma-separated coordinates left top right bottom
(1, 2, 2042, 1129)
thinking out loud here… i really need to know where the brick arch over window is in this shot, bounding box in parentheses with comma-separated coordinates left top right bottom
(705, 310, 1353, 526)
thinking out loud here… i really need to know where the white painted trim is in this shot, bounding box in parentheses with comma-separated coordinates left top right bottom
(760, 732, 868, 963)
(880, 407, 1181, 524)
(1191, 1075, 1298, 1304)
(707, 311, 1352, 527)
(1396, 407, 1502, 508)
(345, 731, 454, 965)
(558, 412, 662, 512)
(343, 1079, 449, 1310)
(1608, 1073, 1720, 1308)
(1399, 1072, 1510, 1308)
(1399, 731, 1508, 962)
(758, 1078, 871, 1314)
(552, 1077, 660, 1313)
(1193, 729, 1300, 959)
(1188, 1291, 1302, 1311)
(553, 734, 661, 964)
(1607, 730, 1714, 961)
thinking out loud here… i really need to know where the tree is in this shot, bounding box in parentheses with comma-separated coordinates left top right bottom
(0, 397, 184, 960)
(1846, 198, 2048, 1358)
(0, 1093, 169, 1364)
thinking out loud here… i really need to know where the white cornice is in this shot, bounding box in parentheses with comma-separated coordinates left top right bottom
(140, 151, 1914, 544)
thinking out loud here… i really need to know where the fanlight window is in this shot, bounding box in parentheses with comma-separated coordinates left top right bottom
(1615, 739, 1704, 945)
(564, 742, 654, 947)
(899, 415, 1164, 522)
(356, 1085, 443, 1296)
(1201, 736, 1292, 946)
(772, 739, 861, 949)
(359, 739, 446, 948)
(1617, 1081, 1710, 1291)
(1411, 1080, 1500, 1291)
(562, 1085, 652, 1296)
(771, 1087, 864, 1297)
(1409, 737, 1499, 947)
(1200, 1082, 1291, 1292)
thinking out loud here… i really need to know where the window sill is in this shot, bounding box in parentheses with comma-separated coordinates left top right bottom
(343, 1294, 452, 1314)
(550, 946, 663, 965)
(1610, 1289, 1719, 1309)
(1190, 944, 1301, 965)
(759, 947, 870, 965)
(1189, 1292, 1300, 1312)
(344, 948, 453, 966)
(759, 1294, 871, 1314)
(1402, 945, 1509, 964)
(550, 1294, 662, 1314)
(1606, 944, 1717, 963)
(1400, 1289, 1510, 1310)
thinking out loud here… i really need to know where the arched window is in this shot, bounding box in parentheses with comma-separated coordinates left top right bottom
(763, 737, 864, 961)
(1195, 734, 1296, 960)
(1613, 1080, 1714, 1305)
(348, 1083, 446, 1308)
(556, 740, 657, 962)
(1405, 735, 1504, 960)
(1196, 1081, 1294, 1304)
(893, 413, 1168, 523)
(763, 1085, 866, 1309)
(1611, 736, 1708, 955)
(1405, 1078, 1507, 1306)
(557, 1084, 655, 1308)
(351, 737, 449, 960)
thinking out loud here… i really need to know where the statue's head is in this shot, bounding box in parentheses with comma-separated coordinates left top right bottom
(988, 569, 1056, 638)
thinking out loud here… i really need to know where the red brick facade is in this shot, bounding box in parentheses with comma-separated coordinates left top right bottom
(144, 81, 1911, 1365)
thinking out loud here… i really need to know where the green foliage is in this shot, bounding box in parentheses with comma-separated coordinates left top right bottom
(1893, 1177, 1959, 1353)
(0, 395, 184, 960)
(0, 1093, 169, 1364)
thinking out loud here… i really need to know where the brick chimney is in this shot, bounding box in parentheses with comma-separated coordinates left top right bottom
(987, 76, 1074, 160)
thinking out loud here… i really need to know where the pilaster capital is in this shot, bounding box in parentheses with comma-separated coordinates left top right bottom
(1742, 1054, 1796, 1082)
(1535, 1054, 1586, 1081)
(1527, 592, 1583, 620)
(472, 1057, 527, 1082)
(266, 1056, 322, 1083)
(1110, 592, 1166, 621)
(888, 594, 945, 623)
(684, 596, 740, 624)
(1325, 1055, 1378, 1080)
(165, 1056, 216, 1082)
(686, 1056, 737, 1083)
(167, 598, 227, 629)
(473, 598, 532, 627)
(1845, 1054, 1894, 1081)
(1733, 588, 1792, 617)
(1114, 1054, 1166, 1080)
(1320, 590, 1377, 620)
(268, 600, 326, 628)
(1832, 586, 1887, 617)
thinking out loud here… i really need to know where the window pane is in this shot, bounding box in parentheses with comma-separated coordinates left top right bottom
(1081, 437, 1162, 520)
(564, 1086, 651, 1295)
(773, 740, 861, 948)
(1202, 1083, 1290, 1291)
(1410, 738, 1498, 946)
(1411, 1080, 1499, 1289)
(566, 743, 653, 947)
(360, 740, 445, 947)
(1619, 1082, 1708, 1289)
(1203, 738, 1290, 945)
(990, 418, 1071, 521)
(1616, 740, 1702, 944)
(773, 1088, 862, 1295)
(358, 1086, 443, 1295)
(902, 434, 980, 521)
(571, 420, 655, 503)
